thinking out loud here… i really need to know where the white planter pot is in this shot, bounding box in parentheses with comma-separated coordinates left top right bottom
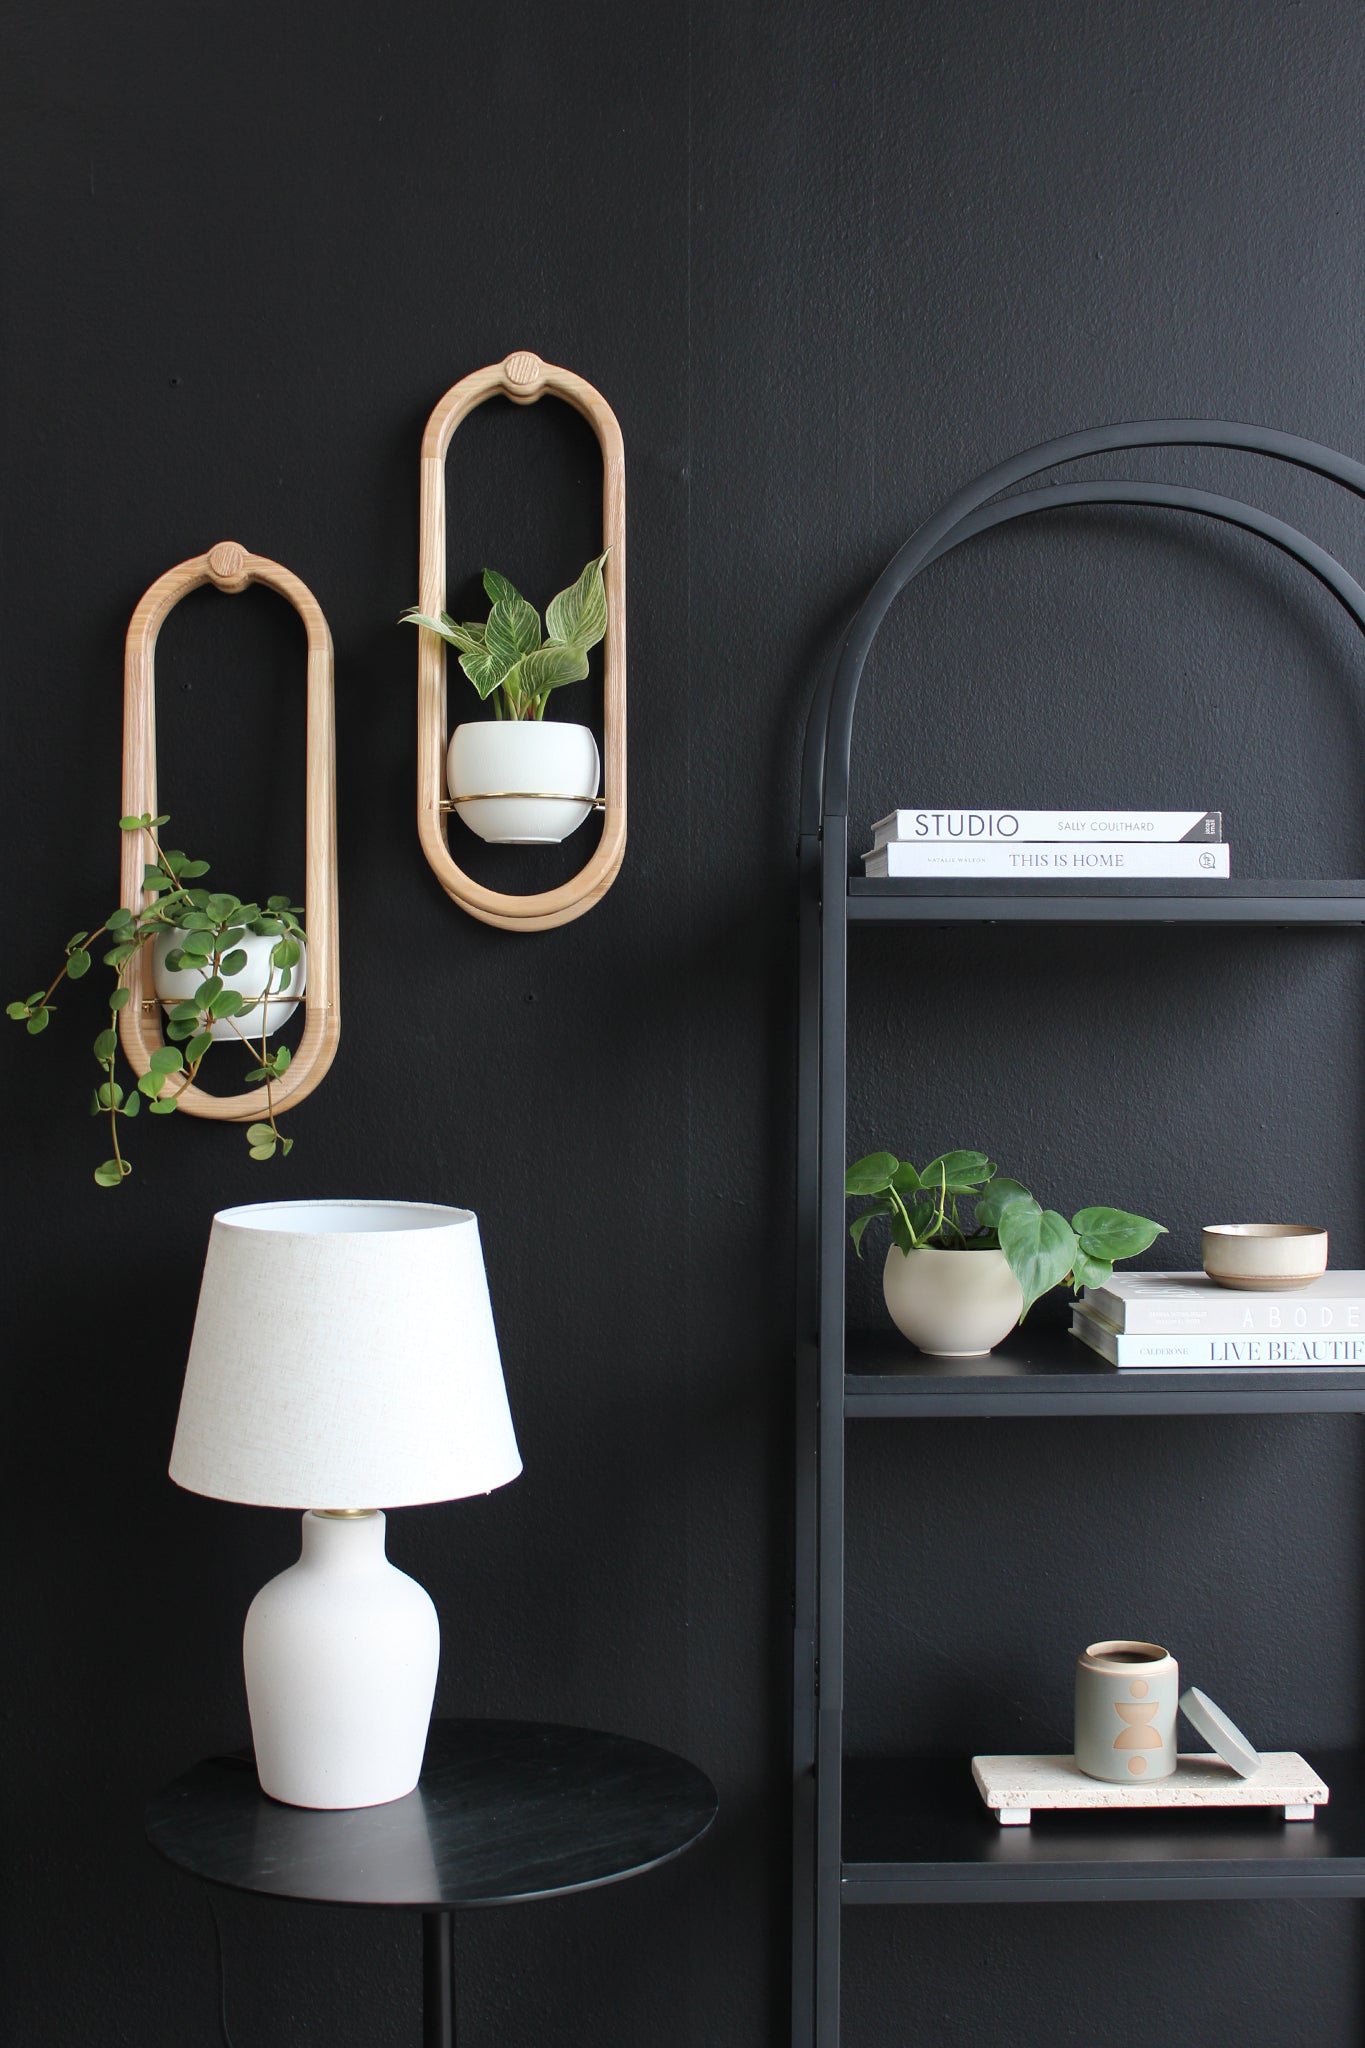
(447, 720, 600, 845)
(153, 929, 306, 1042)
(882, 1245, 1024, 1357)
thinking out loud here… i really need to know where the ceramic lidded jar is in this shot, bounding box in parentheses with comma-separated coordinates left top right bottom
(1074, 1640, 1179, 1783)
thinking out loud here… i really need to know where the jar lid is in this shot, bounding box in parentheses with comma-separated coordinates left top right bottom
(1180, 1685, 1261, 1777)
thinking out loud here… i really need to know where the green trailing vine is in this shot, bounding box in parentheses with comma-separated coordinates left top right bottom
(9, 814, 305, 1186)
(846, 1148, 1165, 1320)
(399, 553, 609, 721)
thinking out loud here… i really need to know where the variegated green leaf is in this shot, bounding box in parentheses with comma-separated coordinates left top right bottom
(482, 569, 523, 607)
(486, 594, 542, 667)
(518, 645, 590, 698)
(546, 551, 609, 651)
(441, 614, 486, 652)
(459, 645, 512, 699)
(398, 608, 465, 646)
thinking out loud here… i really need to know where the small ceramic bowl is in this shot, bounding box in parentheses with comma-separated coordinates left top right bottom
(1202, 1223, 1329, 1291)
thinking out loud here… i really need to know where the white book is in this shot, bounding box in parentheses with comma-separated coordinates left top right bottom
(862, 842, 1230, 879)
(1071, 1307, 1365, 1369)
(1084, 1269, 1365, 1335)
(871, 809, 1223, 847)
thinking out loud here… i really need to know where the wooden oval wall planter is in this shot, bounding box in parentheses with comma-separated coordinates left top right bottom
(416, 351, 626, 933)
(118, 541, 340, 1121)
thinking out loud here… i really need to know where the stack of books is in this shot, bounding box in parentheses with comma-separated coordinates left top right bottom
(861, 809, 1228, 879)
(1072, 1270, 1365, 1368)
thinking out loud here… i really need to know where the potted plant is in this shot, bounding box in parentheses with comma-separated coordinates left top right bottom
(400, 552, 609, 846)
(846, 1148, 1165, 1356)
(8, 813, 306, 1185)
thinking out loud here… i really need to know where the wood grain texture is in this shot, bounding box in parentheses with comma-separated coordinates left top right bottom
(416, 351, 626, 931)
(119, 543, 340, 1121)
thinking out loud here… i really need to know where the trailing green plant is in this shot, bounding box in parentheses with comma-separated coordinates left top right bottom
(8, 814, 305, 1187)
(399, 552, 609, 721)
(846, 1148, 1165, 1320)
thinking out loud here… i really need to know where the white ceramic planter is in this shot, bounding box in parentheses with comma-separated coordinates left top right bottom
(153, 929, 306, 1041)
(882, 1244, 1024, 1357)
(447, 719, 600, 845)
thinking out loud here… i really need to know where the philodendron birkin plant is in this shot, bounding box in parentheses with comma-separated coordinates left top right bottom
(8, 814, 305, 1186)
(846, 1148, 1165, 1356)
(400, 554, 609, 844)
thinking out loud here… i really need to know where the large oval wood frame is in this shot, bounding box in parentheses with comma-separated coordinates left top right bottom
(118, 541, 340, 1122)
(417, 352, 626, 932)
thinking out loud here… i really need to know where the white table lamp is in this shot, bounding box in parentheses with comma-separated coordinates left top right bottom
(170, 1199, 521, 1811)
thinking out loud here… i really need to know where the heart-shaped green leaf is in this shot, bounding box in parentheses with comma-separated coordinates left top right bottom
(1072, 1207, 1166, 1261)
(998, 1202, 1078, 1320)
(849, 1199, 893, 1254)
(846, 1151, 899, 1196)
(974, 1176, 1033, 1229)
(919, 1151, 996, 1194)
(1070, 1247, 1113, 1292)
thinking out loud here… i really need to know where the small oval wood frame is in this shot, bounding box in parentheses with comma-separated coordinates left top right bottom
(417, 351, 626, 932)
(118, 540, 340, 1121)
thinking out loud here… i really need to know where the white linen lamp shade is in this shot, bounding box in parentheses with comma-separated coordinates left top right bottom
(170, 1199, 521, 1810)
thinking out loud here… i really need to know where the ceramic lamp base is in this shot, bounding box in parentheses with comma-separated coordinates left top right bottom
(243, 1510, 439, 1809)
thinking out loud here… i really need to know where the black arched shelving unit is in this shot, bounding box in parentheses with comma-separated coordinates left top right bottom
(794, 423, 1365, 2048)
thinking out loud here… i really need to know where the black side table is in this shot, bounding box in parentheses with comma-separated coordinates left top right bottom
(146, 1718, 718, 2046)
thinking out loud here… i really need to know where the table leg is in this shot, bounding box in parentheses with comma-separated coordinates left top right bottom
(422, 1910, 456, 2047)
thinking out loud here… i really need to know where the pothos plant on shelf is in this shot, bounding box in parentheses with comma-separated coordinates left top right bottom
(846, 1148, 1165, 1357)
(8, 813, 305, 1186)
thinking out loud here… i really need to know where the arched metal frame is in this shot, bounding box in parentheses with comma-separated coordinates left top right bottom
(119, 540, 340, 1122)
(793, 423, 1365, 2048)
(416, 351, 627, 933)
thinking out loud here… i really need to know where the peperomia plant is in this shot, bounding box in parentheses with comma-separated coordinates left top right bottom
(399, 552, 609, 721)
(846, 1148, 1165, 1320)
(8, 813, 305, 1186)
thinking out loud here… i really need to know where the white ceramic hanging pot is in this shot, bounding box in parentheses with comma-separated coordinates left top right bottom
(447, 720, 601, 845)
(153, 929, 306, 1042)
(882, 1245, 1024, 1357)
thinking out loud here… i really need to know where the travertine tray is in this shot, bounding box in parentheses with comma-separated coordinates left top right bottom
(972, 1752, 1328, 1827)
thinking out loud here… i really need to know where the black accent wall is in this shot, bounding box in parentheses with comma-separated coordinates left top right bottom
(5, 3, 1365, 2043)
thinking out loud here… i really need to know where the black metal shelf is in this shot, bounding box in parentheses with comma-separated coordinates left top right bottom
(844, 1327, 1365, 1417)
(795, 424, 1365, 2043)
(841, 1753, 1365, 1904)
(848, 877, 1365, 926)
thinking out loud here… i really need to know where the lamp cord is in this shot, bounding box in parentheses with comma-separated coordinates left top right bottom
(206, 1891, 238, 2048)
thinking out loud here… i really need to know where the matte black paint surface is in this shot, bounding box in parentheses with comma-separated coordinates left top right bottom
(146, 1721, 717, 1907)
(5, 2, 1365, 2044)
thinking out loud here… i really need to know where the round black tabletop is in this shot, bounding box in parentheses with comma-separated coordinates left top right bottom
(145, 1719, 718, 1910)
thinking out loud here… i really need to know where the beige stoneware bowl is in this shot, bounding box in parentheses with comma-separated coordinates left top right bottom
(1201, 1223, 1329, 1291)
